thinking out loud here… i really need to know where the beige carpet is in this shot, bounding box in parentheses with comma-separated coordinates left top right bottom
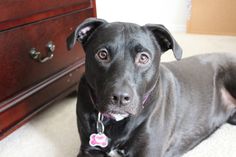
(1, 33, 236, 157)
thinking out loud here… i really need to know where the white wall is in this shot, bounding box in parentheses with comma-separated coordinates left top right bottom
(96, 0, 190, 32)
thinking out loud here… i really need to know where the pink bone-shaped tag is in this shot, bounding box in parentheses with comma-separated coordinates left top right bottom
(89, 133, 108, 148)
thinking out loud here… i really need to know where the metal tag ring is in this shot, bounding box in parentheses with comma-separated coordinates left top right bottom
(97, 112, 105, 133)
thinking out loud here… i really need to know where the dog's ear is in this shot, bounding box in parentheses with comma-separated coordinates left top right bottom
(66, 18, 107, 50)
(145, 24, 182, 60)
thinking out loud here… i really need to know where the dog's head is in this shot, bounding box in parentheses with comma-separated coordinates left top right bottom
(67, 18, 182, 121)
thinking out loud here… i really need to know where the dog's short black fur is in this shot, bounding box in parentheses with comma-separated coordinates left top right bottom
(67, 18, 236, 157)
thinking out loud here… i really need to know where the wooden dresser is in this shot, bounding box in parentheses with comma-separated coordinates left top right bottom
(0, 0, 96, 140)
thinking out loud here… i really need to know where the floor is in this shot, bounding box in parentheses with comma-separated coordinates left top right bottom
(1, 33, 236, 157)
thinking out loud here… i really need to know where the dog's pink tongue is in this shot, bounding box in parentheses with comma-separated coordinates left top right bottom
(103, 112, 129, 121)
(102, 113, 113, 119)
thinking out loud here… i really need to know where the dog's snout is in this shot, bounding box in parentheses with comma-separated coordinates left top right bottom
(111, 90, 132, 106)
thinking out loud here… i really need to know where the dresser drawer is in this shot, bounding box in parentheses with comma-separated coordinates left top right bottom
(0, 0, 89, 23)
(0, 61, 85, 139)
(0, 8, 93, 103)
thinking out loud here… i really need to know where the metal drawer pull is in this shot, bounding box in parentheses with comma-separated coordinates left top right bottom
(30, 41, 55, 63)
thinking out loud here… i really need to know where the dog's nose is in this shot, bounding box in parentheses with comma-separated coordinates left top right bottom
(111, 91, 131, 106)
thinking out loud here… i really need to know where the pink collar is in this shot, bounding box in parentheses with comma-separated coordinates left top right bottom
(142, 79, 159, 107)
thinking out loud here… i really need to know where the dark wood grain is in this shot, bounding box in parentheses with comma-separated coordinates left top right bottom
(0, 0, 88, 22)
(0, 60, 85, 140)
(0, 8, 93, 104)
(0, 0, 96, 140)
(0, 1, 91, 31)
(91, 0, 97, 17)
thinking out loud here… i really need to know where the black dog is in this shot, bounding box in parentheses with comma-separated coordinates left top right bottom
(67, 18, 236, 157)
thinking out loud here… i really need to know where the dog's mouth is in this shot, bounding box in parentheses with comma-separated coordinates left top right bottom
(102, 111, 129, 121)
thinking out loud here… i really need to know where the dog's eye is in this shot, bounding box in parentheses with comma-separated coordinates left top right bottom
(96, 48, 110, 62)
(135, 52, 150, 65)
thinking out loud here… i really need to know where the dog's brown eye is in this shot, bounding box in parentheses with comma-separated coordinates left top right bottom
(136, 52, 150, 65)
(96, 48, 110, 62)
